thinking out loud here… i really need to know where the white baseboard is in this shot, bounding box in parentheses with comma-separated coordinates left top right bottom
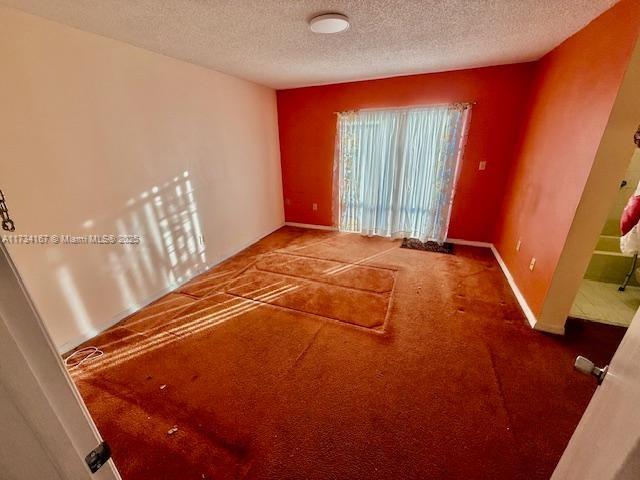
(282, 226, 543, 331)
(490, 245, 538, 329)
(58, 224, 283, 354)
(284, 225, 497, 246)
(284, 222, 337, 231)
(446, 238, 541, 330)
(64, 220, 550, 350)
(58, 280, 186, 354)
(532, 321, 565, 335)
(446, 238, 493, 248)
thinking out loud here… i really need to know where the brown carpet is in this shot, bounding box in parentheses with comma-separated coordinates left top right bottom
(70, 226, 625, 480)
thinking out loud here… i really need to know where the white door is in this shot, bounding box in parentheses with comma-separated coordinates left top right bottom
(0, 243, 120, 480)
(552, 310, 640, 479)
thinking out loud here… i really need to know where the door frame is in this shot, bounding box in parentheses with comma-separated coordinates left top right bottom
(536, 37, 640, 333)
(0, 242, 121, 480)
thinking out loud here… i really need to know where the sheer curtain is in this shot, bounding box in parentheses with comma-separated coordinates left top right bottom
(334, 104, 471, 243)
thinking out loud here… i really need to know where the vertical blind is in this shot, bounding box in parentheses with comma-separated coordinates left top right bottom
(335, 104, 471, 243)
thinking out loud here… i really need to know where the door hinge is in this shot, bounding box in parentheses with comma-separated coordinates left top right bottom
(85, 441, 111, 473)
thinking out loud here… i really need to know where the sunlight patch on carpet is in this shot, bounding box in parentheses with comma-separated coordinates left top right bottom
(224, 253, 396, 331)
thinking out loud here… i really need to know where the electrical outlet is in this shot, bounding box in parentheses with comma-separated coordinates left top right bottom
(529, 257, 536, 271)
(312, 203, 318, 211)
(516, 239, 521, 251)
(479, 161, 487, 171)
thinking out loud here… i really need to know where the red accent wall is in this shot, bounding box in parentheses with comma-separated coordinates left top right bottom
(276, 0, 640, 322)
(494, 0, 640, 315)
(277, 64, 536, 241)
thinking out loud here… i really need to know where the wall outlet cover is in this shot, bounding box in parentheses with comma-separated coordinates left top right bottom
(479, 161, 487, 171)
(516, 239, 522, 251)
(529, 257, 536, 271)
(312, 203, 318, 211)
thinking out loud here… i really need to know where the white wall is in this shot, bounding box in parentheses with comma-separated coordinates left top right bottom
(0, 7, 284, 351)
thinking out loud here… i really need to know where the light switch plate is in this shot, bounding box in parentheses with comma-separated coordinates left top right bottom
(479, 161, 487, 171)
(312, 203, 318, 211)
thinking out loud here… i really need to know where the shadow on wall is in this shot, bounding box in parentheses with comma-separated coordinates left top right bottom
(47, 171, 207, 344)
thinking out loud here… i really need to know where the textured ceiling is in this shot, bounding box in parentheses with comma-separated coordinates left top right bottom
(2, 0, 619, 89)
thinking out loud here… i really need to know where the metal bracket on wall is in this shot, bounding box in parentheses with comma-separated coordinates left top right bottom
(85, 441, 111, 473)
(0, 189, 15, 232)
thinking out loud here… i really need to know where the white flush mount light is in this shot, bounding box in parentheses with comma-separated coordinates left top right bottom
(309, 13, 350, 34)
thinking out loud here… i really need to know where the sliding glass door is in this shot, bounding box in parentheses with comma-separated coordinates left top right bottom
(335, 104, 470, 243)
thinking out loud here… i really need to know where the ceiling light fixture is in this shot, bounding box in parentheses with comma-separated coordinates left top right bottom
(309, 13, 350, 34)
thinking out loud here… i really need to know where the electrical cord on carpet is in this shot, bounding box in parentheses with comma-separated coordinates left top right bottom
(64, 346, 104, 368)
